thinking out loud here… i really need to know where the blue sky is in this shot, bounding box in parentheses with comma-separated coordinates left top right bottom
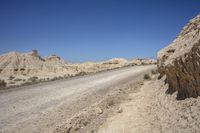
(0, 0, 199, 62)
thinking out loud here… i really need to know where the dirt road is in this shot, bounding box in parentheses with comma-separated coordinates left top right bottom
(0, 65, 155, 133)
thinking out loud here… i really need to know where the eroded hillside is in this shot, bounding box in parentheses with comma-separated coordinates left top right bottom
(158, 14, 200, 100)
(0, 50, 156, 88)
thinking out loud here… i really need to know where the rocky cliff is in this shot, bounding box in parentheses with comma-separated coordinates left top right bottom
(157, 14, 200, 100)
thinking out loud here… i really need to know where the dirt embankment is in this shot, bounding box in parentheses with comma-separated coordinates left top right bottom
(157, 14, 200, 100)
(54, 80, 144, 133)
(53, 71, 200, 133)
(97, 74, 200, 133)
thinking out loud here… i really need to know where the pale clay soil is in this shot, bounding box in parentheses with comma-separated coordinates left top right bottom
(97, 76, 200, 133)
(54, 74, 200, 133)
(1, 66, 200, 133)
(0, 65, 155, 133)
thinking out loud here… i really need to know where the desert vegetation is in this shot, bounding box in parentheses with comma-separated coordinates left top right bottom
(0, 79, 7, 88)
(144, 74, 151, 80)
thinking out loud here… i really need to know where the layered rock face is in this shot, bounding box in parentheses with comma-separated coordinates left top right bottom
(0, 50, 69, 76)
(0, 50, 45, 75)
(157, 14, 200, 100)
(45, 54, 67, 73)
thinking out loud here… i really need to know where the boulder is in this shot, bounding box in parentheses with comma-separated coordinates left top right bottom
(157, 14, 200, 100)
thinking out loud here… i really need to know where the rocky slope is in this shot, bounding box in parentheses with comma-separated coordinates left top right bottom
(157, 14, 200, 100)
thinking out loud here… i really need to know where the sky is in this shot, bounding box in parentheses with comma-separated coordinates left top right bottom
(0, 0, 199, 62)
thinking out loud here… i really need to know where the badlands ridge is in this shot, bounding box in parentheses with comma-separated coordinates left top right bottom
(0, 50, 156, 87)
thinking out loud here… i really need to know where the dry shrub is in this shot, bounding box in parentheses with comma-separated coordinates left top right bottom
(9, 76, 15, 80)
(144, 74, 151, 80)
(0, 80, 7, 88)
(76, 71, 88, 76)
(23, 81, 33, 86)
(50, 76, 63, 81)
(28, 76, 38, 82)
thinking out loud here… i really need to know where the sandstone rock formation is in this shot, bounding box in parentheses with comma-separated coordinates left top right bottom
(44, 54, 68, 73)
(0, 50, 74, 79)
(0, 50, 45, 76)
(157, 14, 200, 100)
(102, 58, 128, 65)
(45, 54, 65, 64)
(75, 58, 128, 74)
(0, 50, 156, 87)
(128, 59, 157, 66)
(100, 58, 128, 70)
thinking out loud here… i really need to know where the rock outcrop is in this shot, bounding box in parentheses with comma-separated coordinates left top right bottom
(0, 50, 70, 76)
(0, 50, 156, 87)
(45, 54, 67, 65)
(76, 58, 128, 74)
(0, 50, 45, 75)
(128, 59, 157, 66)
(157, 14, 200, 100)
(45, 54, 67, 73)
(102, 58, 128, 65)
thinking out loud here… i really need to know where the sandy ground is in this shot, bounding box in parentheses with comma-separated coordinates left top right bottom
(97, 75, 161, 133)
(97, 75, 200, 133)
(0, 65, 155, 133)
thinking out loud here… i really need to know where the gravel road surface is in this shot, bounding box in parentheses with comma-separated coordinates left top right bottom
(0, 65, 155, 133)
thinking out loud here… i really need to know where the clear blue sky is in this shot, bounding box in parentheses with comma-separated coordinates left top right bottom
(0, 0, 199, 62)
